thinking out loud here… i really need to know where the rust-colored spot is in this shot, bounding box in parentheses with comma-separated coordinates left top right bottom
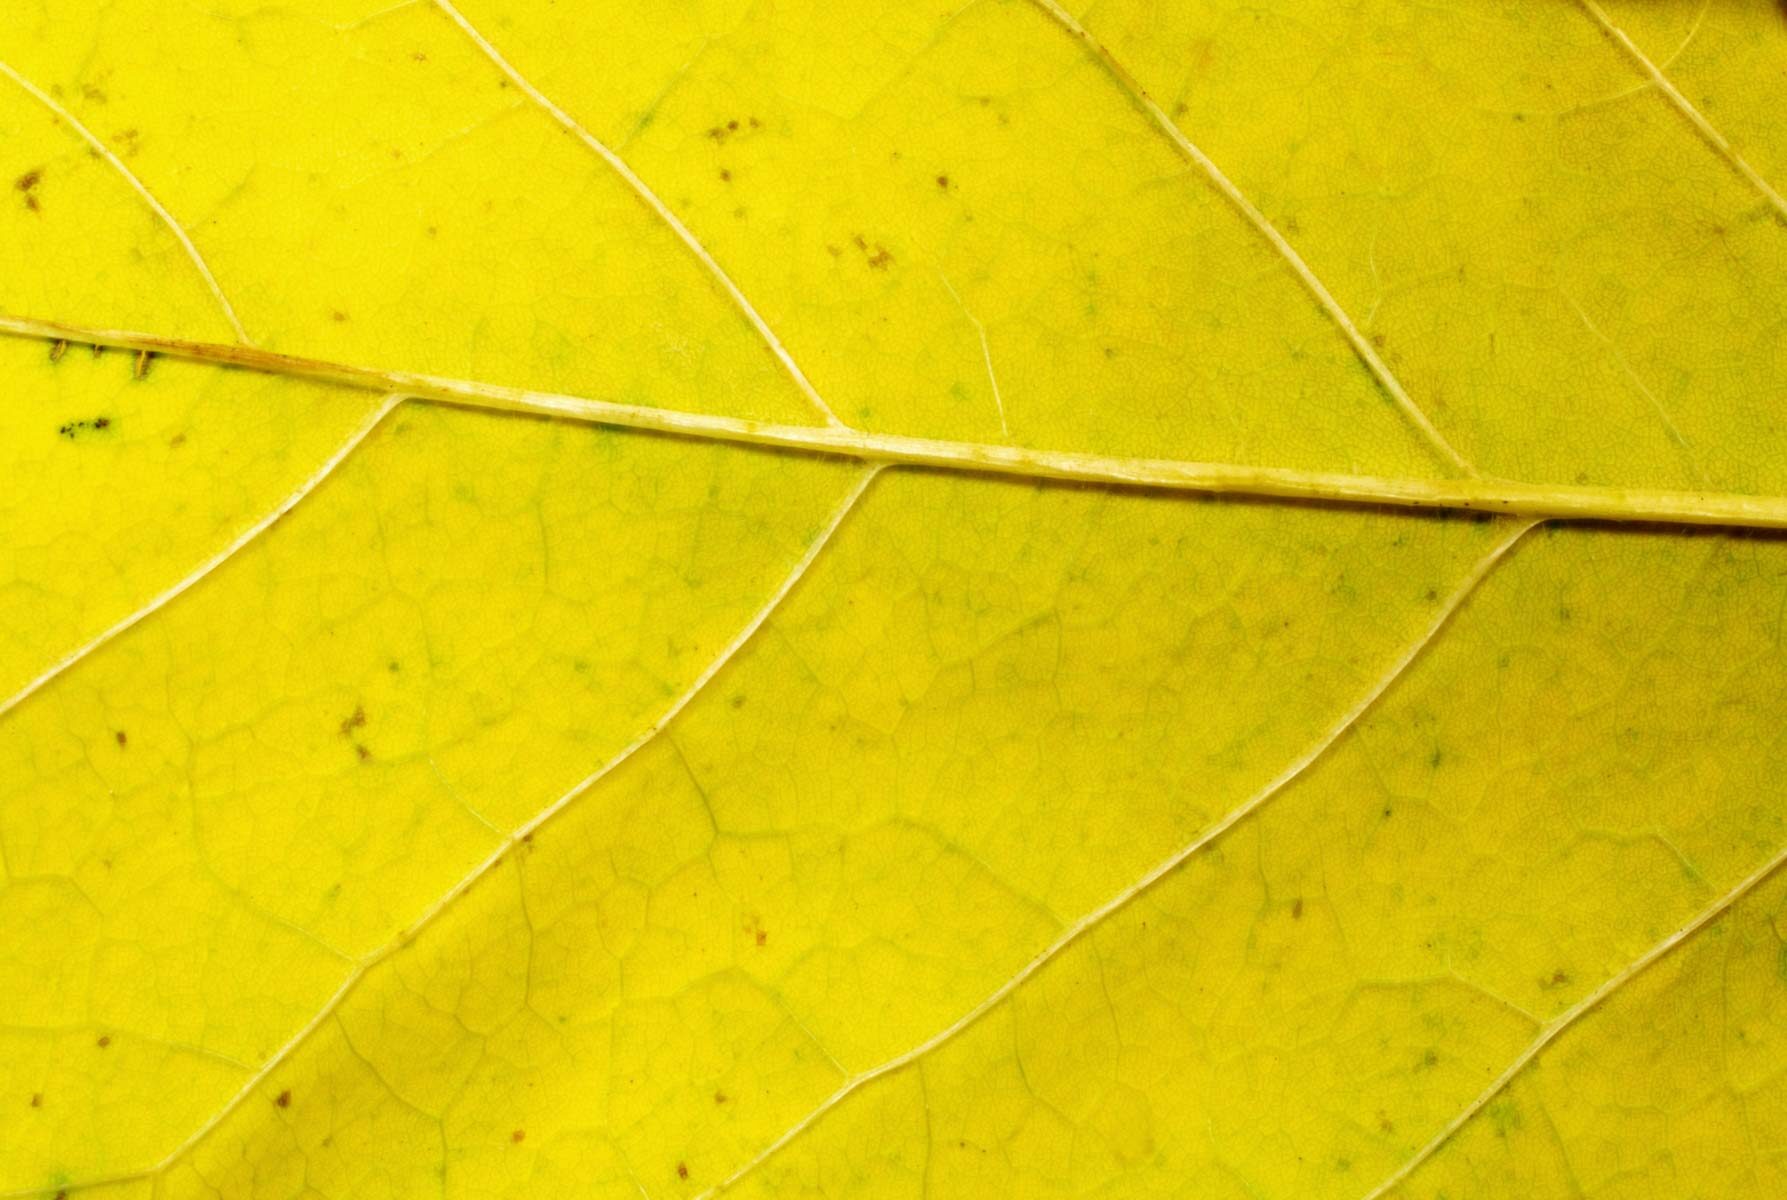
(1291, 897, 1303, 920)
(754, 928, 767, 947)
(355, 743, 371, 762)
(512, 1128, 526, 1143)
(24, 194, 38, 212)
(115, 730, 127, 747)
(936, 174, 949, 189)
(713, 1091, 727, 1105)
(96, 1036, 110, 1049)
(93, 417, 110, 430)
(331, 310, 349, 322)
(340, 705, 366, 737)
(15, 169, 40, 192)
(275, 1089, 291, 1108)
(726, 119, 739, 131)
(30, 1093, 42, 1108)
(169, 432, 187, 448)
(719, 169, 731, 182)
(676, 1163, 689, 1181)
(866, 246, 894, 270)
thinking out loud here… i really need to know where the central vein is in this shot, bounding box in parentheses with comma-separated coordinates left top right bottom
(6, 313, 1787, 530)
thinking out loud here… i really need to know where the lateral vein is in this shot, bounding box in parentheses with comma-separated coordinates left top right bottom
(1023, 0, 1476, 476)
(1576, 0, 1787, 224)
(0, 393, 403, 724)
(0, 60, 252, 344)
(6, 468, 880, 1197)
(429, 0, 848, 428)
(1359, 834, 1787, 1200)
(695, 520, 1536, 1199)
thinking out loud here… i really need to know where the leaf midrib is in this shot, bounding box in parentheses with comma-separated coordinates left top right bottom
(7, 313, 1787, 530)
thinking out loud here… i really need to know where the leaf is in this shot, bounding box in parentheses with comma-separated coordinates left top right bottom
(1, 2, 1784, 1198)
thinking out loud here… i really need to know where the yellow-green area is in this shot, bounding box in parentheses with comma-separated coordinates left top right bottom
(1, 2, 1784, 1199)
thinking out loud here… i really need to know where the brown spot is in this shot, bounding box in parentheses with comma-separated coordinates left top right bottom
(15, 169, 41, 192)
(1545, 969, 1570, 988)
(96, 1036, 110, 1048)
(936, 174, 949, 189)
(81, 84, 107, 104)
(755, 928, 767, 947)
(825, 244, 841, 257)
(49, 339, 67, 363)
(115, 730, 127, 747)
(169, 432, 187, 448)
(355, 743, 371, 762)
(412, 52, 428, 63)
(340, 705, 366, 737)
(512, 1128, 526, 1143)
(24, 194, 38, 212)
(727, 120, 739, 131)
(748, 116, 761, 128)
(1291, 898, 1303, 920)
(714, 1091, 727, 1104)
(866, 246, 893, 270)
(729, 694, 746, 709)
(275, 1089, 291, 1108)
(93, 417, 110, 430)
(852, 233, 868, 250)
(331, 310, 349, 322)
(719, 169, 731, 182)
(1370, 332, 1386, 348)
(30, 1093, 42, 1108)
(677, 1163, 689, 1180)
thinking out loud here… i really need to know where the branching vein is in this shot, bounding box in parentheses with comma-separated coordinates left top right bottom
(0, 394, 402, 724)
(0, 59, 251, 343)
(1575, 0, 1787, 224)
(11, 468, 879, 1196)
(429, 0, 847, 428)
(695, 519, 1535, 1199)
(1022, 0, 1476, 476)
(1359, 833, 1787, 1200)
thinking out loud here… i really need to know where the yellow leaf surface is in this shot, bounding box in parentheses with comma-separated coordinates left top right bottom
(1, 2, 1784, 1198)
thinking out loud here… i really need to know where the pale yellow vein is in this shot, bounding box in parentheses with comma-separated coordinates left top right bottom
(2, 467, 879, 1196)
(1358, 833, 1787, 1200)
(7, 314, 1787, 530)
(0, 59, 251, 343)
(1576, 0, 1787, 224)
(429, 0, 847, 429)
(695, 519, 1536, 1199)
(0, 393, 402, 724)
(1023, 0, 1476, 476)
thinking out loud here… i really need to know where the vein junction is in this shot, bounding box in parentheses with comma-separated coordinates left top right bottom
(6, 313, 1787, 530)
